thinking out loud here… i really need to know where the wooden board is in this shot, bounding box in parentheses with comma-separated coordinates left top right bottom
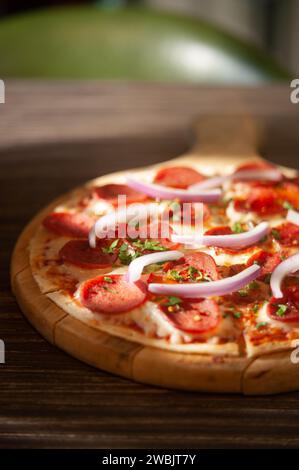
(10, 115, 299, 395)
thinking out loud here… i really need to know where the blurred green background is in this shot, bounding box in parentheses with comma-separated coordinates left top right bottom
(0, 0, 296, 83)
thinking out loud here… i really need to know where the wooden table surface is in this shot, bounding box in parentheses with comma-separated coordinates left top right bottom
(1, 81, 299, 449)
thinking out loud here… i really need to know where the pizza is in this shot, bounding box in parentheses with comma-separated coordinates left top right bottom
(28, 160, 299, 362)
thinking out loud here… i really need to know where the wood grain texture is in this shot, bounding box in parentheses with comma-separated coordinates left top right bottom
(1, 82, 299, 448)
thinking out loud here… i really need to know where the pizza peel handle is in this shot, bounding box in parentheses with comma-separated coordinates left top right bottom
(180, 114, 264, 168)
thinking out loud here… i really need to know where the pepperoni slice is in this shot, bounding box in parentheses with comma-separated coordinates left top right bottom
(234, 186, 284, 216)
(154, 166, 205, 189)
(80, 274, 147, 314)
(93, 184, 147, 206)
(158, 297, 220, 334)
(235, 161, 275, 172)
(43, 212, 93, 238)
(205, 226, 233, 236)
(268, 286, 299, 322)
(272, 222, 299, 247)
(59, 240, 117, 269)
(246, 250, 282, 277)
(162, 252, 219, 282)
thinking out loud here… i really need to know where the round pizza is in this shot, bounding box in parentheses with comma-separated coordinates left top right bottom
(28, 159, 299, 364)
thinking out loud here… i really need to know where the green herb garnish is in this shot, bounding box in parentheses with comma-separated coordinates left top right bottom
(256, 322, 268, 329)
(271, 229, 281, 240)
(283, 201, 293, 210)
(165, 296, 182, 307)
(232, 222, 244, 234)
(276, 304, 288, 317)
(252, 303, 260, 314)
(238, 289, 248, 297)
(133, 239, 167, 252)
(233, 311, 242, 319)
(248, 281, 259, 290)
(168, 269, 184, 282)
(103, 276, 113, 283)
(102, 239, 119, 254)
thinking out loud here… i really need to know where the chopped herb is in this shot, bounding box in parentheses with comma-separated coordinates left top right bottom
(256, 322, 268, 329)
(276, 304, 288, 317)
(233, 311, 242, 319)
(102, 238, 119, 254)
(248, 281, 259, 290)
(168, 269, 184, 282)
(252, 303, 260, 314)
(103, 276, 113, 283)
(165, 296, 182, 307)
(188, 266, 204, 282)
(238, 289, 248, 297)
(145, 263, 163, 273)
(283, 201, 293, 210)
(271, 229, 281, 240)
(232, 222, 244, 234)
(133, 239, 167, 252)
(118, 242, 137, 265)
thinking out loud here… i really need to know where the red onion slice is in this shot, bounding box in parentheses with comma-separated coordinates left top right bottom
(126, 250, 184, 283)
(270, 253, 299, 298)
(126, 175, 221, 203)
(189, 169, 282, 190)
(287, 209, 299, 227)
(189, 175, 227, 190)
(171, 222, 269, 249)
(148, 264, 261, 298)
(232, 168, 282, 182)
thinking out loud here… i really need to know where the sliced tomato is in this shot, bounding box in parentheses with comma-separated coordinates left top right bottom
(59, 240, 117, 269)
(205, 226, 233, 236)
(93, 184, 147, 206)
(162, 251, 219, 282)
(80, 274, 147, 314)
(158, 298, 220, 334)
(272, 222, 299, 247)
(43, 212, 93, 238)
(268, 286, 299, 322)
(246, 250, 282, 277)
(234, 186, 284, 215)
(154, 166, 205, 189)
